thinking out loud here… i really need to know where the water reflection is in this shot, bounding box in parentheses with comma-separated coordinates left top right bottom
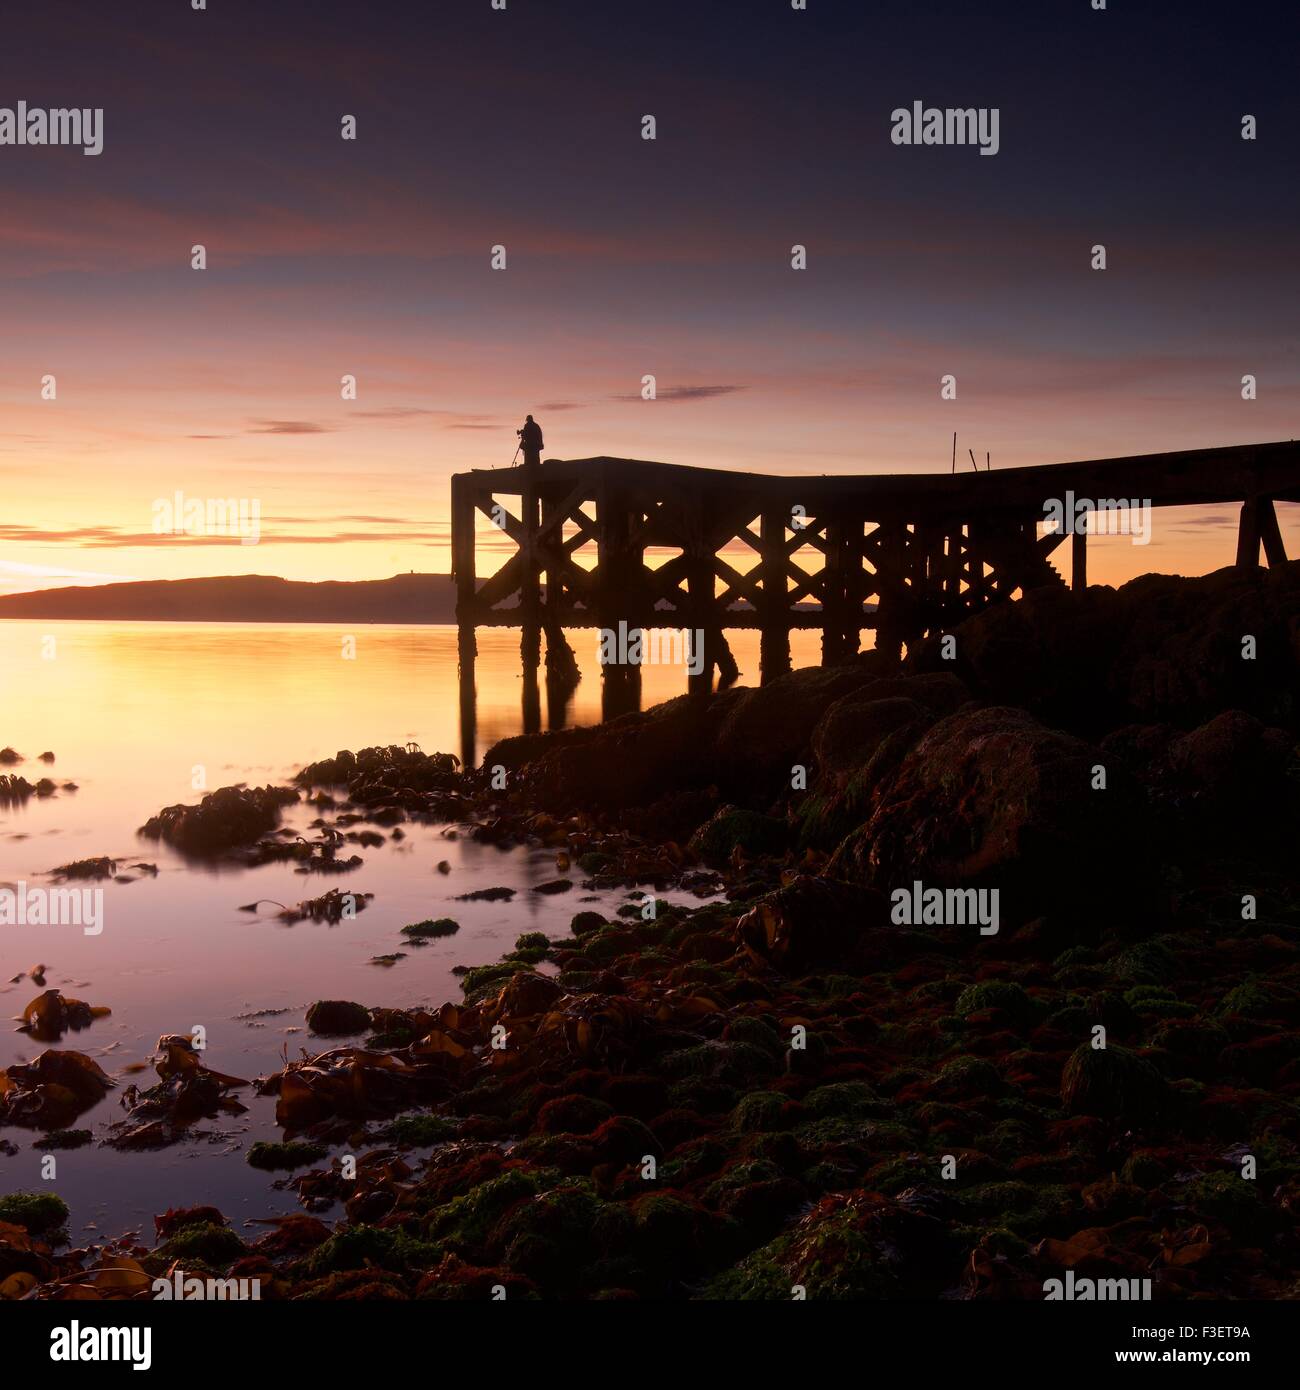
(454, 625, 829, 769)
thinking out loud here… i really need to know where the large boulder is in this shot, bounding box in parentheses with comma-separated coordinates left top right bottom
(811, 695, 933, 787)
(495, 662, 902, 816)
(1167, 710, 1295, 805)
(828, 705, 1150, 927)
(1102, 710, 1297, 844)
(713, 664, 889, 796)
(794, 673, 972, 851)
(498, 692, 739, 812)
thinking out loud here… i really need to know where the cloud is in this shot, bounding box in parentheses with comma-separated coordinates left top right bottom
(0, 559, 141, 584)
(264, 513, 440, 526)
(539, 401, 585, 412)
(0, 525, 126, 544)
(352, 408, 507, 432)
(352, 407, 440, 420)
(611, 385, 746, 403)
(248, 420, 334, 435)
(0, 521, 450, 549)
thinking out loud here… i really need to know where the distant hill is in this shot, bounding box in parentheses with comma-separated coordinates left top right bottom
(0, 574, 461, 624)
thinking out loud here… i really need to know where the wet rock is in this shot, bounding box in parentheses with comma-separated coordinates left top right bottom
(533, 878, 573, 895)
(0, 774, 34, 804)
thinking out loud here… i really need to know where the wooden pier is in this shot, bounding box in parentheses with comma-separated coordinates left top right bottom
(450, 440, 1299, 756)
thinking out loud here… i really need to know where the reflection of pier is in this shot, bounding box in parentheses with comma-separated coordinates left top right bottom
(451, 444, 1299, 765)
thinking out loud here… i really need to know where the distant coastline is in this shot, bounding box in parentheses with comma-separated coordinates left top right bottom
(0, 574, 853, 626)
(0, 574, 460, 624)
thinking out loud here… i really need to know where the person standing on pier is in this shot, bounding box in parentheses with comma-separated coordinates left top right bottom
(517, 414, 544, 467)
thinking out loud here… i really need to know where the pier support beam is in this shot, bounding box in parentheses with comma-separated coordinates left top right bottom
(758, 508, 791, 683)
(596, 482, 646, 711)
(540, 487, 580, 690)
(451, 474, 479, 769)
(519, 462, 541, 672)
(1258, 497, 1288, 567)
(1071, 528, 1087, 591)
(820, 514, 854, 665)
(1236, 498, 1262, 568)
(450, 474, 477, 621)
(457, 623, 477, 772)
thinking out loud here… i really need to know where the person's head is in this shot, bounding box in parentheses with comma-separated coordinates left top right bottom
(526, 414, 534, 423)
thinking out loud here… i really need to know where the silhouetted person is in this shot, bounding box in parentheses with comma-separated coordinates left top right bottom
(518, 414, 543, 467)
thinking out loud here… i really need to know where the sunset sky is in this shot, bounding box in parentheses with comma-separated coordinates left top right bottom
(1, 0, 1297, 594)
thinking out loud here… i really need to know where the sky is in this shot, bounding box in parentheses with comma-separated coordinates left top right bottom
(0, 0, 1297, 594)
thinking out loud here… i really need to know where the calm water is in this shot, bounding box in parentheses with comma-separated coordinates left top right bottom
(0, 620, 819, 1238)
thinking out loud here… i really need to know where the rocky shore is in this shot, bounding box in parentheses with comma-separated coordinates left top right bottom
(3, 564, 1299, 1300)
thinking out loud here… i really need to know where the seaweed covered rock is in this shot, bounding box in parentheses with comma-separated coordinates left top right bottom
(687, 806, 788, 864)
(797, 679, 969, 849)
(702, 1190, 953, 1299)
(713, 664, 888, 795)
(1060, 1043, 1173, 1124)
(296, 745, 459, 800)
(1167, 711, 1296, 810)
(811, 695, 933, 787)
(305, 1000, 372, 1036)
(139, 784, 299, 853)
(500, 693, 738, 812)
(0, 1191, 69, 1235)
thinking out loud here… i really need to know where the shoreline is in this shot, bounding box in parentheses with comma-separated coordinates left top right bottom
(3, 563, 1298, 1300)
